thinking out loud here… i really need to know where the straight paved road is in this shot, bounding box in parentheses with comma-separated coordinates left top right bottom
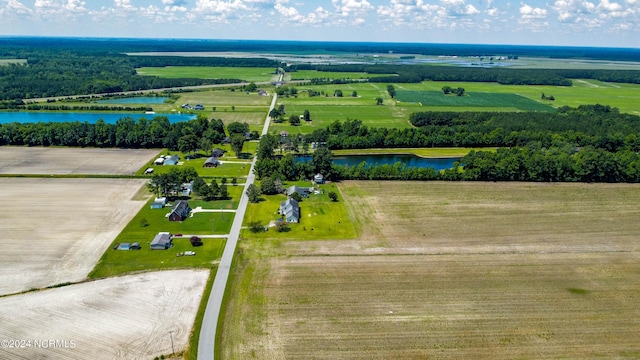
(198, 90, 278, 360)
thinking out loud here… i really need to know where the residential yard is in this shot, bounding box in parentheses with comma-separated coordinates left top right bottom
(220, 181, 640, 359)
(90, 196, 233, 278)
(241, 181, 358, 240)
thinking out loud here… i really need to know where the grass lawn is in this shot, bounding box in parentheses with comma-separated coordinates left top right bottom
(242, 182, 358, 240)
(136, 66, 279, 83)
(89, 196, 234, 278)
(136, 148, 254, 178)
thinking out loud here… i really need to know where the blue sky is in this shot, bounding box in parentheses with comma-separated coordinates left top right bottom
(0, 0, 638, 47)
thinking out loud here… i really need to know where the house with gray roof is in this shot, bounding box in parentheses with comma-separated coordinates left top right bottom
(279, 198, 300, 223)
(150, 232, 172, 250)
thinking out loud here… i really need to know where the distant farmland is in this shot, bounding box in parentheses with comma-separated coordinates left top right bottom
(396, 90, 555, 111)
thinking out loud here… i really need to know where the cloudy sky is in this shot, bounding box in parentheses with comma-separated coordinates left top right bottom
(0, 0, 638, 47)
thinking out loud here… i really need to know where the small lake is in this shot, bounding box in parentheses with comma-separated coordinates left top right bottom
(298, 154, 461, 170)
(94, 97, 169, 104)
(0, 112, 196, 124)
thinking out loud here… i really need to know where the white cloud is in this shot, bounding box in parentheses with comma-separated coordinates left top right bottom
(520, 3, 547, 18)
(1, 0, 32, 15)
(551, 0, 596, 22)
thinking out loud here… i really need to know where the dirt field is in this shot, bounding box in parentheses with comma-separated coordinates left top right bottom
(0, 146, 159, 174)
(222, 181, 640, 359)
(0, 177, 148, 295)
(0, 270, 209, 360)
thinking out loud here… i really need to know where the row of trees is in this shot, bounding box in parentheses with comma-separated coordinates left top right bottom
(0, 114, 244, 151)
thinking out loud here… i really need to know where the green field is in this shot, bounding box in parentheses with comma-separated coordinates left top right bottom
(396, 90, 555, 111)
(288, 70, 395, 80)
(136, 66, 279, 82)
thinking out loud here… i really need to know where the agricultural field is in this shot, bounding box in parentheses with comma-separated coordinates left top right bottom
(0, 270, 208, 360)
(0, 146, 160, 175)
(136, 66, 280, 83)
(395, 80, 640, 115)
(221, 181, 640, 359)
(396, 90, 555, 111)
(287, 70, 395, 80)
(0, 177, 148, 295)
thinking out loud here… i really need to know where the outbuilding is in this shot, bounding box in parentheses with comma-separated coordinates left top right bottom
(150, 197, 167, 209)
(314, 173, 325, 184)
(150, 232, 172, 250)
(287, 185, 310, 198)
(163, 155, 180, 166)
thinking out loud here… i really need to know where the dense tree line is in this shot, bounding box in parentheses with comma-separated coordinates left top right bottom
(303, 105, 640, 152)
(289, 64, 640, 86)
(0, 47, 279, 100)
(0, 115, 228, 149)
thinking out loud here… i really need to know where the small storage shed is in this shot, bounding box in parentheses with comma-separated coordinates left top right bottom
(150, 232, 172, 250)
(150, 197, 167, 209)
(314, 173, 325, 184)
(163, 155, 180, 165)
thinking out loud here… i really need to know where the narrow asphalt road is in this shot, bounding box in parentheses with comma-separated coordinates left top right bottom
(197, 89, 278, 360)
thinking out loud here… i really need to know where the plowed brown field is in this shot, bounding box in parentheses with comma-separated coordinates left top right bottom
(222, 181, 640, 359)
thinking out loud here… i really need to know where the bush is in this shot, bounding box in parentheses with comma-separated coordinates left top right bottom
(248, 220, 265, 233)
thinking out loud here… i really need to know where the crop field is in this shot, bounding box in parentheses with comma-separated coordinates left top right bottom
(0, 146, 160, 175)
(136, 66, 279, 83)
(396, 90, 555, 111)
(0, 270, 208, 360)
(221, 181, 640, 359)
(288, 70, 395, 80)
(0, 177, 148, 296)
(395, 80, 640, 115)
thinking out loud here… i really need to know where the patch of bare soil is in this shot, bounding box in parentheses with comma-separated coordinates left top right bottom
(0, 178, 148, 295)
(0, 270, 209, 360)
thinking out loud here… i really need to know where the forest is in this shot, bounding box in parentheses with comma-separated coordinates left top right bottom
(0, 45, 280, 100)
(289, 63, 640, 85)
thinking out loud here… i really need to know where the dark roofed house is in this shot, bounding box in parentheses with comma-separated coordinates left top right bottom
(287, 185, 310, 198)
(150, 232, 173, 250)
(168, 200, 191, 222)
(204, 157, 221, 168)
(258, 89, 268, 96)
(211, 148, 225, 158)
(279, 198, 300, 223)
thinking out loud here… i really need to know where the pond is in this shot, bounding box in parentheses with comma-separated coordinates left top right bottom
(94, 97, 170, 104)
(0, 112, 196, 124)
(298, 154, 461, 170)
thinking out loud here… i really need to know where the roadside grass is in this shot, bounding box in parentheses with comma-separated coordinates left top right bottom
(136, 66, 279, 83)
(242, 182, 358, 240)
(89, 196, 233, 278)
(332, 147, 497, 157)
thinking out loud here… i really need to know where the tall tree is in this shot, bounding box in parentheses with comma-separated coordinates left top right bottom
(230, 133, 245, 157)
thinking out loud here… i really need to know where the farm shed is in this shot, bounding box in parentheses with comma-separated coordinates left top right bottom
(168, 200, 190, 222)
(204, 157, 221, 168)
(153, 157, 165, 165)
(279, 198, 300, 223)
(287, 185, 310, 198)
(150, 232, 172, 250)
(163, 155, 180, 166)
(150, 197, 167, 209)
